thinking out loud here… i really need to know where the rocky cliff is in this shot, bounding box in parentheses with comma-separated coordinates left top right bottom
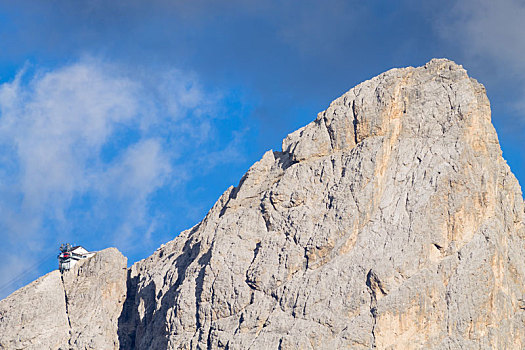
(1, 59, 524, 349)
(0, 248, 127, 349)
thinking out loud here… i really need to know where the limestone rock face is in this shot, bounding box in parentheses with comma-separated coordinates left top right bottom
(0, 248, 127, 350)
(0, 271, 70, 349)
(118, 59, 525, 349)
(62, 248, 127, 349)
(1, 59, 525, 349)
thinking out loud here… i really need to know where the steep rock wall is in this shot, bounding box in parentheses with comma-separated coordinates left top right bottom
(118, 59, 525, 349)
(0, 248, 127, 350)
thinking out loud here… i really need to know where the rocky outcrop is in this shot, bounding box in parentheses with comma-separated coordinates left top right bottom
(0, 248, 127, 349)
(118, 59, 525, 349)
(62, 248, 127, 349)
(1, 59, 525, 349)
(0, 271, 70, 349)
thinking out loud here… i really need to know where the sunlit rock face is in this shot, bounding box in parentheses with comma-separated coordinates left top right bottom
(2, 59, 525, 349)
(119, 59, 525, 349)
(0, 248, 127, 350)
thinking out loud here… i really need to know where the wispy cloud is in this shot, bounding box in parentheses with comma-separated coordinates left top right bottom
(1, 62, 139, 213)
(435, 0, 525, 112)
(0, 59, 247, 298)
(442, 0, 525, 69)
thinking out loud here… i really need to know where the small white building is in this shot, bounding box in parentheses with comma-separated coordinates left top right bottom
(58, 244, 95, 272)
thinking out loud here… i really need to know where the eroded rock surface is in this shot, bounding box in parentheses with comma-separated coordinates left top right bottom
(119, 59, 525, 349)
(1, 59, 524, 349)
(0, 248, 127, 350)
(62, 248, 127, 349)
(0, 271, 69, 349)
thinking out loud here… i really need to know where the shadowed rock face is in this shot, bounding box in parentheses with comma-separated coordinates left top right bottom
(2, 59, 525, 349)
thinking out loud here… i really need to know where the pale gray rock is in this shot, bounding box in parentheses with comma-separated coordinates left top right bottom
(118, 59, 525, 349)
(2, 59, 525, 349)
(0, 271, 69, 350)
(0, 248, 127, 350)
(62, 248, 127, 349)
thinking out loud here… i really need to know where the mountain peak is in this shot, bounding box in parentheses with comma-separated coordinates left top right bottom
(2, 60, 524, 349)
(283, 58, 493, 165)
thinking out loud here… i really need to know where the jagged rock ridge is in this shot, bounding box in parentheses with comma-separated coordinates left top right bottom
(1, 59, 525, 349)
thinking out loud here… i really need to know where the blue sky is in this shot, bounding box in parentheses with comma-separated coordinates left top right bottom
(0, 0, 524, 298)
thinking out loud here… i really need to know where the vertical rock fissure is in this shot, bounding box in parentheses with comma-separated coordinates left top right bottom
(352, 99, 359, 145)
(369, 298, 378, 349)
(366, 270, 378, 349)
(60, 273, 73, 345)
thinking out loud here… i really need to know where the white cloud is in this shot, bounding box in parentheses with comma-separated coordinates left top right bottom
(0, 63, 140, 213)
(0, 59, 247, 297)
(102, 138, 171, 249)
(108, 139, 171, 197)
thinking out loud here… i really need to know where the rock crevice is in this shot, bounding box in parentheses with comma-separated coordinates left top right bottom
(59, 274, 73, 344)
